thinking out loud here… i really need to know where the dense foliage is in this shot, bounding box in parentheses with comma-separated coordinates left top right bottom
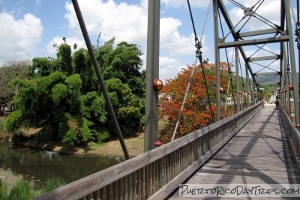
(159, 63, 232, 142)
(3, 38, 145, 145)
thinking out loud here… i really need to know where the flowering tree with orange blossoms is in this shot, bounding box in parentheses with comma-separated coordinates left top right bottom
(159, 63, 231, 143)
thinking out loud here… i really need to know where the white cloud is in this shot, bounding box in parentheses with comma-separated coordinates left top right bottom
(64, 0, 148, 45)
(34, 0, 41, 5)
(161, 0, 212, 9)
(63, 0, 202, 81)
(159, 57, 184, 82)
(0, 12, 43, 66)
(160, 17, 195, 56)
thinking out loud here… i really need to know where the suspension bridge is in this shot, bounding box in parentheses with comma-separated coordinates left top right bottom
(36, 0, 300, 199)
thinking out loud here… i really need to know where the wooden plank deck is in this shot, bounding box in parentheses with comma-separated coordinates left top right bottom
(169, 104, 300, 199)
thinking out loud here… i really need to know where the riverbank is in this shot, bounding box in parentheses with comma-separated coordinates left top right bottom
(1, 116, 168, 158)
(20, 133, 145, 158)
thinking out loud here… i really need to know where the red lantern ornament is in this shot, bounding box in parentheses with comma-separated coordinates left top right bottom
(154, 140, 163, 147)
(289, 84, 294, 91)
(219, 87, 225, 93)
(153, 79, 163, 91)
(283, 88, 287, 93)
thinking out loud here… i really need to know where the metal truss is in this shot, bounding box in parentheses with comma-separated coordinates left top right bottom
(213, 0, 299, 124)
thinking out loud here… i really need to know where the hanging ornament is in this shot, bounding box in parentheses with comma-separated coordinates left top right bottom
(153, 79, 163, 91)
(219, 87, 225, 93)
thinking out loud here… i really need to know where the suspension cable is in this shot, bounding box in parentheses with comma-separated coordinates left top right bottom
(187, 0, 197, 43)
(187, 0, 213, 121)
(252, 0, 264, 9)
(254, 43, 278, 56)
(171, 58, 198, 142)
(171, 0, 212, 141)
(228, 0, 246, 9)
(251, 59, 279, 73)
(253, 14, 279, 30)
(290, 0, 297, 24)
(248, 44, 267, 58)
(200, 0, 212, 42)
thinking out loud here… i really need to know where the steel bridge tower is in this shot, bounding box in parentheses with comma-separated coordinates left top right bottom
(213, 0, 299, 124)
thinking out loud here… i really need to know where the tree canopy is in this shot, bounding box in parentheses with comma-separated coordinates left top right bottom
(158, 63, 231, 142)
(3, 38, 145, 146)
(0, 60, 31, 104)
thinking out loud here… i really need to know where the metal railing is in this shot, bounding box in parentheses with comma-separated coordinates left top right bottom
(36, 102, 262, 200)
(278, 102, 300, 160)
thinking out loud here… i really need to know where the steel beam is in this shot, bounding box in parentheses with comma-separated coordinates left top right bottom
(284, 0, 299, 124)
(218, 36, 289, 48)
(236, 47, 240, 112)
(144, 0, 160, 151)
(214, 0, 221, 120)
(256, 81, 280, 85)
(239, 29, 286, 37)
(254, 72, 280, 76)
(283, 43, 291, 114)
(249, 55, 280, 62)
(246, 63, 250, 107)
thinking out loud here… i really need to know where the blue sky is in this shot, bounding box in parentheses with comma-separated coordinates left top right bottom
(0, 0, 297, 82)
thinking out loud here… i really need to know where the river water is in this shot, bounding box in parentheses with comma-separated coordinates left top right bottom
(0, 142, 121, 188)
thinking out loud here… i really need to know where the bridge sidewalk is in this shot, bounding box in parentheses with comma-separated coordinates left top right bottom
(168, 104, 300, 199)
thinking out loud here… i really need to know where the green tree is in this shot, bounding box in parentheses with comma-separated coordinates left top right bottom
(105, 78, 144, 136)
(30, 57, 57, 77)
(73, 48, 98, 93)
(4, 38, 145, 146)
(57, 43, 73, 75)
(97, 39, 145, 97)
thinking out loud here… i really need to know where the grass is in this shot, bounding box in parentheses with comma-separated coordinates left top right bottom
(0, 177, 66, 199)
(7, 181, 34, 200)
(0, 179, 8, 200)
(42, 177, 66, 194)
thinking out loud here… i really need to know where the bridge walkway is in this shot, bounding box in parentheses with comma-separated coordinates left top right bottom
(169, 104, 300, 199)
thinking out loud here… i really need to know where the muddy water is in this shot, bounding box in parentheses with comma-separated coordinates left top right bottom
(0, 142, 121, 188)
